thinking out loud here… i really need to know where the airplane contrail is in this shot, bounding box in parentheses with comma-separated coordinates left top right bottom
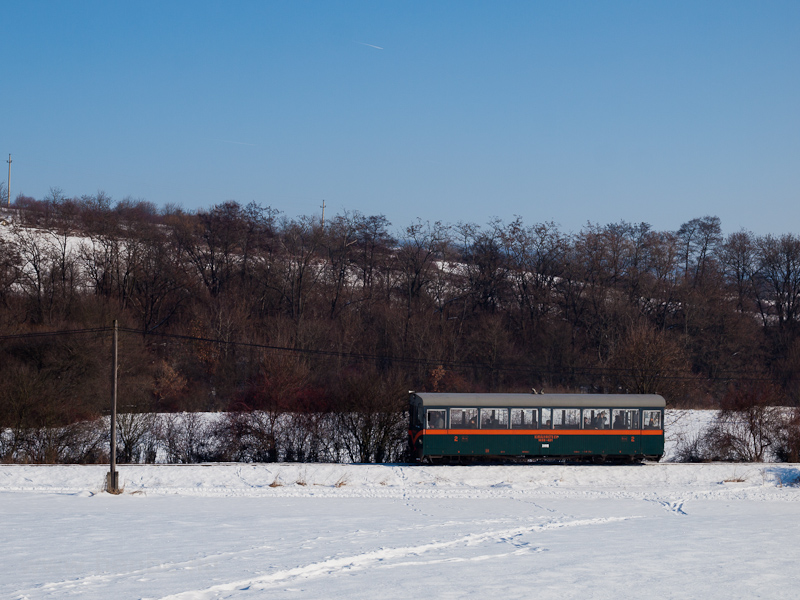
(354, 41, 384, 50)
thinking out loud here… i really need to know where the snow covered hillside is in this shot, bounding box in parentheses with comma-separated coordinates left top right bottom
(2, 461, 799, 599)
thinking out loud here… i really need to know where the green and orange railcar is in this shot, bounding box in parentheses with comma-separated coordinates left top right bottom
(408, 392, 665, 463)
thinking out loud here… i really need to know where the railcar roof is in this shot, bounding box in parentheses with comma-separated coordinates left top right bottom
(411, 393, 666, 408)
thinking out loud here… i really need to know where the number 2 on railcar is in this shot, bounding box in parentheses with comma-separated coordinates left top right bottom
(408, 392, 665, 463)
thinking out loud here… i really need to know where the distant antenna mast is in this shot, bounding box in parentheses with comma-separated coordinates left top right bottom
(321, 199, 326, 228)
(5, 154, 10, 207)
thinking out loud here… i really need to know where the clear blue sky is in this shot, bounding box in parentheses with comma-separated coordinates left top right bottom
(3, 1, 799, 235)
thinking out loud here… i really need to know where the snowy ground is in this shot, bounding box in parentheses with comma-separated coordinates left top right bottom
(2, 461, 800, 600)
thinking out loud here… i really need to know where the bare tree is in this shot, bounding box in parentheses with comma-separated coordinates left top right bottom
(676, 215, 723, 286)
(754, 233, 800, 331)
(0, 235, 21, 309)
(608, 320, 691, 403)
(718, 230, 758, 313)
(321, 212, 360, 319)
(277, 215, 324, 322)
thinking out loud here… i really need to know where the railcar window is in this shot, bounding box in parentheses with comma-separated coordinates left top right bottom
(511, 408, 538, 429)
(541, 408, 552, 428)
(480, 408, 509, 429)
(643, 410, 662, 429)
(451, 408, 478, 429)
(426, 409, 446, 429)
(553, 408, 580, 429)
(611, 409, 639, 429)
(582, 409, 610, 430)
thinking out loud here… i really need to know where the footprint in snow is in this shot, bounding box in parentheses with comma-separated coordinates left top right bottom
(658, 500, 687, 515)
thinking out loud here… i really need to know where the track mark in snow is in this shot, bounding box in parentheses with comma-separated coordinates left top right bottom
(157, 516, 638, 600)
(392, 465, 433, 518)
(234, 466, 256, 489)
(377, 547, 547, 570)
(15, 543, 277, 596)
(655, 500, 687, 515)
(511, 497, 561, 514)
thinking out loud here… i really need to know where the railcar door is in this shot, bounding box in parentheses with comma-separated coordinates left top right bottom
(609, 408, 641, 457)
(641, 409, 665, 458)
(422, 408, 448, 457)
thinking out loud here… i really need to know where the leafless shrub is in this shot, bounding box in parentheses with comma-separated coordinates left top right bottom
(159, 412, 217, 463)
(209, 409, 343, 463)
(284, 411, 335, 462)
(7, 419, 106, 464)
(674, 431, 713, 463)
(686, 383, 788, 462)
(116, 412, 159, 463)
(701, 412, 778, 462)
(331, 367, 408, 464)
(771, 408, 800, 463)
(280, 413, 310, 463)
(0, 429, 11, 462)
(212, 410, 277, 463)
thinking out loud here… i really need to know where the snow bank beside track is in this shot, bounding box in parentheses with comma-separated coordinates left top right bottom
(2, 462, 799, 501)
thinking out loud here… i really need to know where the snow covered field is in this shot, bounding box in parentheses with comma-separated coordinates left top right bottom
(2, 461, 800, 599)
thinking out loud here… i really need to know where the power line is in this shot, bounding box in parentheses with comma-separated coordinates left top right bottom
(116, 326, 778, 383)
(0, 326, 111, 341)
(0, 324, 786, 383)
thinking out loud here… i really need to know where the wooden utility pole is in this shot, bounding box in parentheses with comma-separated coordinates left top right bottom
(107, 320, 120, 494)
